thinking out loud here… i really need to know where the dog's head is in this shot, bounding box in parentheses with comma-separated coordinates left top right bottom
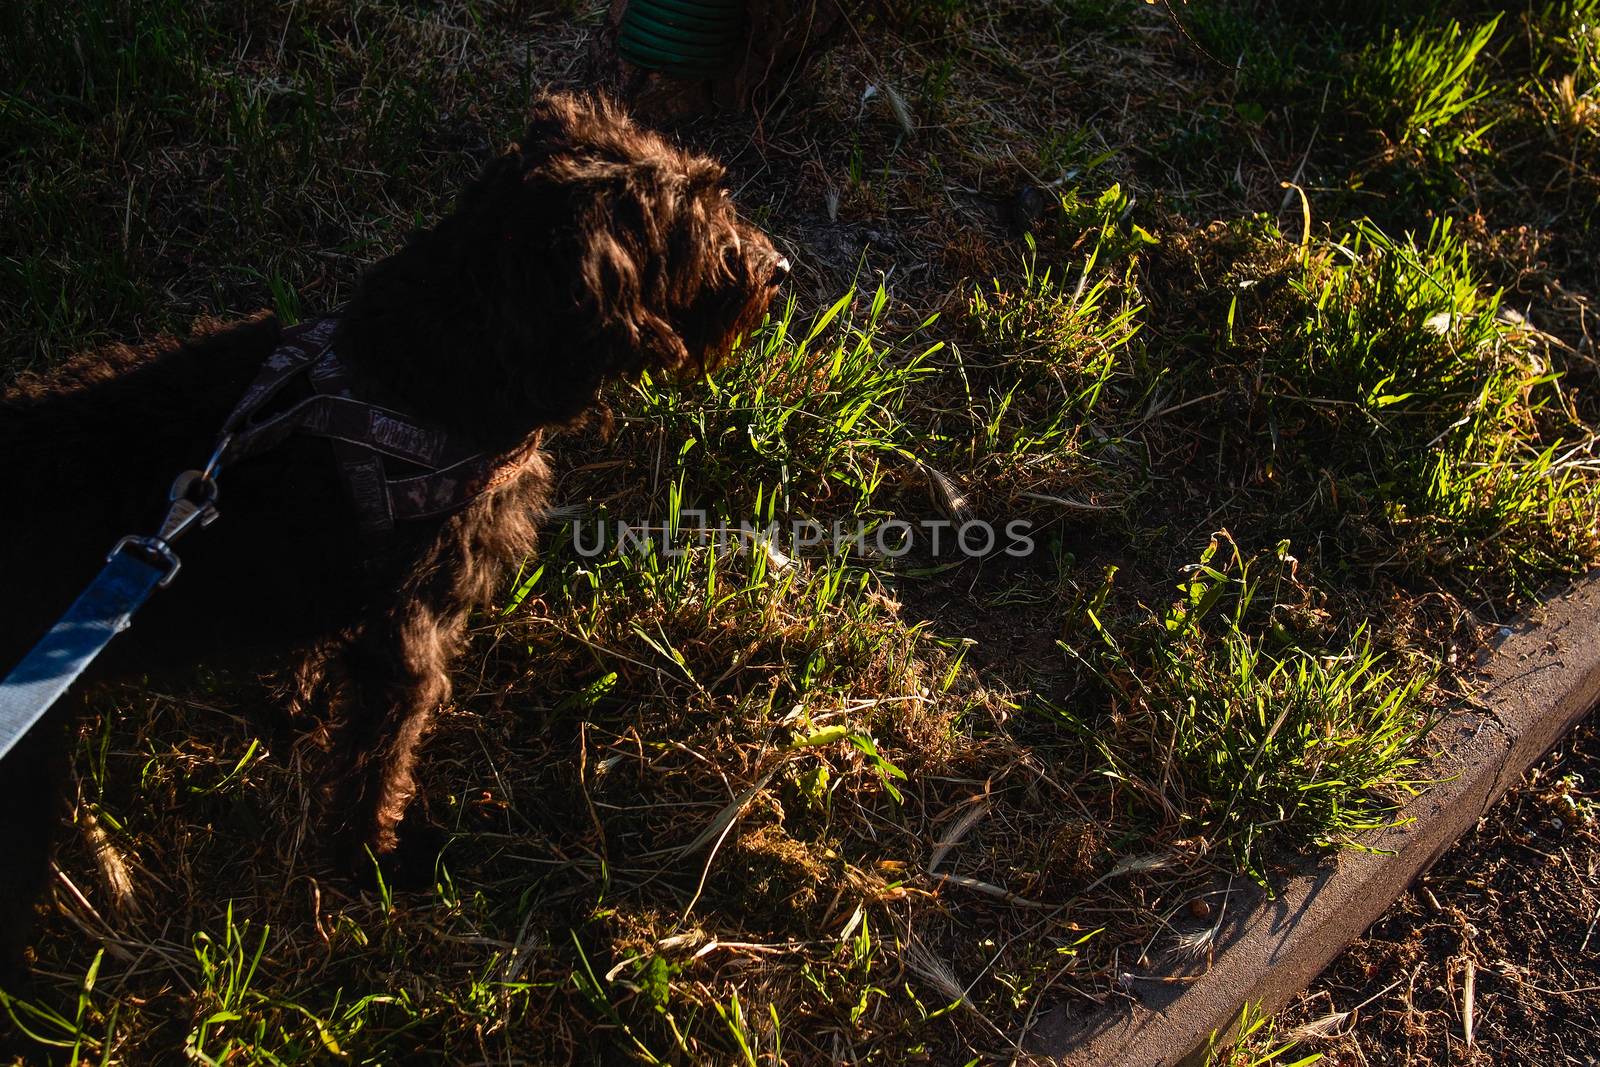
(445, 93, 786, 424)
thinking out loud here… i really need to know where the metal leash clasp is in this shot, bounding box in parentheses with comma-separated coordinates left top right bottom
(158, 468, 221, 544)
(106, 436, 229, 587)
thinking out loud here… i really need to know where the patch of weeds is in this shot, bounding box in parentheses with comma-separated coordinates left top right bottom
(1265, 218, 1600, 597)
(966, 238, 1139, 397)
(1068, 534, 1437, 880)
(186, 903, 274, 1060)
(1156, 102, 1241, 178)
(1050, 181, 1160, 262)
(521, 493, 934, 739)
(941, 188, 1148, 509)
(1031, 125, 1117, 186)
(1206, 999, 1324, 1066)
(569, 933, 679, 1065)
(1532, 64, 1600, 138)
(183, 903, 428, 1062)
(0, 0, 555, 371)
(958, 243, 1138, 467)
(623, 287, 941, 524)
(1526, 0, 1600, 142)
(1352, 15, 1503, 187)
(0, 0, 209, 119)
(484, 500, 959, 1060)
(0, 951, 116, 1062)
(1524, 0, 1600, 69)
(1178, 1, 1326, 99)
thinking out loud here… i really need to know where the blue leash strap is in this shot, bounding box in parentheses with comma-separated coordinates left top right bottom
(0, 442, 224, 763)
(0, 544, 173, 761)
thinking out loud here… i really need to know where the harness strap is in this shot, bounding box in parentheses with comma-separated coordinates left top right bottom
(391, 444, 541, 520)
(304, 341, 396, 536)
(221, 317, 532, 538)
(225, 392, 452, 469)
(221, 316, 339, 435)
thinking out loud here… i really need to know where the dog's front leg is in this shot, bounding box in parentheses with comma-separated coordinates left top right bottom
(0, 715, 70, 988)
(333, 601, 468, 862)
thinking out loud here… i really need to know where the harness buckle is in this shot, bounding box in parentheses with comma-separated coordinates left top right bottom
(107, 536, 183, 587)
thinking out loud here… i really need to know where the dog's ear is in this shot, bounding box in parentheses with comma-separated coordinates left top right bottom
(577, 228, 691, 376)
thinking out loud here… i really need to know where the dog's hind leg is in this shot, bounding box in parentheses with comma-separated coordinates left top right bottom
(332, 601, 469, 863)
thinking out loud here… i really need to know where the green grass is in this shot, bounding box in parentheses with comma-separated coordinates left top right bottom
(1354, 14, 1503, 170)
(1242, 216, 1600, 597)
(1203, 1001, 1324, 1067)
(3, 0, 1599, 1062)
(948, 220, 1144, 509)
(621, 284, 941, 523)
(0, 0, 546, 367)
(1067, 535, 1436, 881)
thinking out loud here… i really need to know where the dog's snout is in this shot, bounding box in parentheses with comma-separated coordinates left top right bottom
(769, 255, 791, 285)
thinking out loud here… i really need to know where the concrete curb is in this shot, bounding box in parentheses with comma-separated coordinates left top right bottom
(1032, 573, 1600, 1066)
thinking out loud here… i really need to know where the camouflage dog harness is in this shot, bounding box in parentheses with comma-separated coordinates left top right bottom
(220, 317, 532, 538)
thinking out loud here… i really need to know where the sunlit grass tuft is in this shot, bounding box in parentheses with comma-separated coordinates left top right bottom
(1270, 218, 1600, 596)
(1064, 535, 1437, 882)
(938, 189, 1148, 513)
(623, 286, 941, 523)
(1355, 15, 1502, 152)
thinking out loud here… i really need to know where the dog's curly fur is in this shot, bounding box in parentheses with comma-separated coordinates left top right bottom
(0, 93, 782, 980)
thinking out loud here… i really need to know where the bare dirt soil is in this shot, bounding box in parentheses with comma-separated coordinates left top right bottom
(1275, 717, 1600, 1065)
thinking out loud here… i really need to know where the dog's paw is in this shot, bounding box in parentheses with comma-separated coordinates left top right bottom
(0, 953, 30, 1001)
(348, 816, 450, 894)
(0, 958, 48, 1059)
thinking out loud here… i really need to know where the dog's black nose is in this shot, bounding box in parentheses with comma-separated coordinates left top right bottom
(769, 255, 791, 285)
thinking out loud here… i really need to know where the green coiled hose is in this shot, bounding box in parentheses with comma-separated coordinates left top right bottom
(618, 0, 743, 78)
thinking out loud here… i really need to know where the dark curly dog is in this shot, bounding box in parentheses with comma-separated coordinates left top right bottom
(0, 93, 784, 980)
